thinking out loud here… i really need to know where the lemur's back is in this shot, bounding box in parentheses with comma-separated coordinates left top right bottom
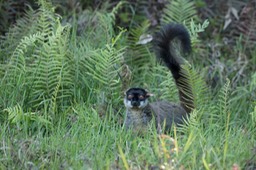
(150, 101, 187, 130)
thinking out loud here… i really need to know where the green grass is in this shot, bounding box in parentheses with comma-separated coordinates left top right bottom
(1, 102, 255, 169)
(0, 0, 255, 169)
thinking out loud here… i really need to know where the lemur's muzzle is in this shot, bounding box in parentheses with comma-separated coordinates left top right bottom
(131, 101, 140, 107)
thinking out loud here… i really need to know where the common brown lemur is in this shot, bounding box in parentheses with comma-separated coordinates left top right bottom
(124, 23, 194, 134)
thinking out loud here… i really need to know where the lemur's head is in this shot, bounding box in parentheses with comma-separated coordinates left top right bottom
(124, 88, 153, 110)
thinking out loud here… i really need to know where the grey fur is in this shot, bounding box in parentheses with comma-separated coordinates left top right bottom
(124, 100, 187, 133)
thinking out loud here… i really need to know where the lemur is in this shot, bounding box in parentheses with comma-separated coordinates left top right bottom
(124, 23, 194, 134)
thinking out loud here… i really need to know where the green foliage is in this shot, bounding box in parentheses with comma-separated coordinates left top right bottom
(0, 2, 73, 122)
(228, 72, 256, 123)
(3, 32, 43, 81)
(180, 64, 209, 110)
(189, 19, 209, 45)
(125, 20, 154, 87)
(161, 0, 209, 47)
(250, 102, 256, 127)
(4, 104, 51, 129)
(0, 0, 125, 121)
(79, 31, 126, 102)
(162, 0, 198, 26)
(249, 73, 256, 127)
(28, 22, 73, 111)
(68, 3, 126, 108)
(218, 79, 231, 165)
(218, 79, 230, 115)
(150, 65, 178, 101)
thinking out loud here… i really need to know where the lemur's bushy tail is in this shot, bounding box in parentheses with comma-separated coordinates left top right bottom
(155, 23, 194, 113)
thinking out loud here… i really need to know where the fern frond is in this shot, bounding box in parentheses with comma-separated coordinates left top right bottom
(70, 28, 126, 105)
(0, 1, 58, 60)
(0, 6, 38, 59)
(126, 20, 155, 86)
(5, 104, 23, 124)
(0, 1, 75, 120)
(0, 32, 44, 109)
(189, 19, 209, 45)
(2, 33, 43, 81)
(4, 104, 51, 126)
(78, 2, 122, 48)
(178, 109, 200, 133)
(218, 79, 231, 117)
(162, 0, 197, 26)
(149, 64, 178, 101)
(179, 64, 209, 110)
(108, 1, 124, 21)
(49, 72, 62, 116)
(84, 46, 125, 93)
(161, 0, 209, 46)
(68, 4, 127, 104)
(28, 22, 73, 109)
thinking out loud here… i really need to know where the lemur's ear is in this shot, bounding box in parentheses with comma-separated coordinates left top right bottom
(144, 89, 153, 97)
(124, 88, 130, 95)
(146, 93, 154, 97)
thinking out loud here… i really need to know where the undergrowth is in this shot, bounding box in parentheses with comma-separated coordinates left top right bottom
(0, 0, 255, 169)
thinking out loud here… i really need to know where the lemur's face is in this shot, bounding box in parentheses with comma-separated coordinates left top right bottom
(124, 88, 152, 109)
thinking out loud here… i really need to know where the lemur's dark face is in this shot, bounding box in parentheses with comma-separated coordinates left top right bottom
(124, 88, 152, 109)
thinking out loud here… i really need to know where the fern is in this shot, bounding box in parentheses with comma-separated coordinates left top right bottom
(36, 0, 58, 42)
(219, 79, 230, 115)
(179, 109, 200, 134)
(69, 3, 127, 105)
(218, 79, 231, 126)
(126, 20, 155, 86)
(0, 0, 57, 61)
(0, 32, 44, 111)
(180, 64, 209, 110)
(162, 0, 198, 26)
(28, 22, 73, 110)
(0, 0, 74, 118)
(216, 79, 232, 166)
(2, 33, 43, 82)
(107, 1, 124, 22)
(150, 65, 178, 101)
(4, 104, 51, 128)
(77, 1, 124, 49)
(1, 0, 127, 121)
(81, 30, 126, 102)
(0, 6, 39, 60)
(49, 73, 61, 117)
(189, 19, 209, 45)
(161, 0, 209, 46)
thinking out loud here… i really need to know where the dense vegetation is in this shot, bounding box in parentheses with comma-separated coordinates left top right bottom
(0, 0, 255, 169)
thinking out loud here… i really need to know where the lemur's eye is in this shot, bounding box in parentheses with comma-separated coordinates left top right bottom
(139, 95, 145, 100)
(127, 95, 133, 99)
